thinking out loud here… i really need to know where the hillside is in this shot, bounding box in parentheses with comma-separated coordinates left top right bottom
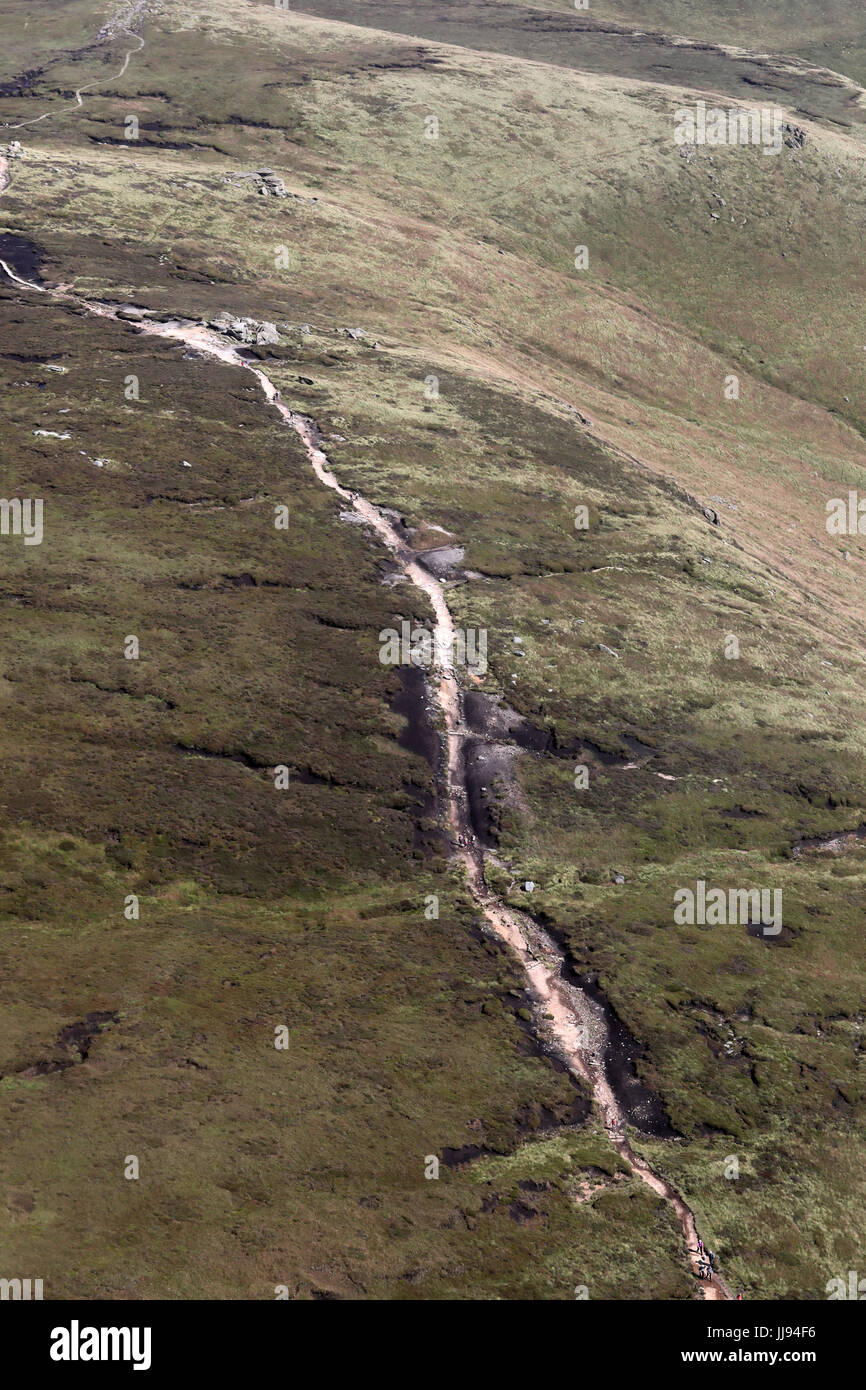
(0, 0, 864, 1301)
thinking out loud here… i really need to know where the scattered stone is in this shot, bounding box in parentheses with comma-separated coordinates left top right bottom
(703, 507, 720, 525)
(613, 873, 626, 885)
(115, 305, 147, 321)
(523, 881, 535, 893)
(598, 643, 620, 659)
(33, 429, 70, 439)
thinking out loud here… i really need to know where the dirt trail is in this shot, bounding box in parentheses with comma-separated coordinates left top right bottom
(0, 245, 731, 1296)
(136, 316, 732, 1299)
(0, 1, 148, 132)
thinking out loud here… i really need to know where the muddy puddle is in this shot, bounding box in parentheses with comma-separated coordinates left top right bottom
(459, 691, 657, 848)
(462, 738, 521, 846)
(0, 232, 45, 283)
(575, 971, 675, 1136)
(390, 665, 446, 854)
(461, 690, 655, 766)
(793, 823, 866, 857)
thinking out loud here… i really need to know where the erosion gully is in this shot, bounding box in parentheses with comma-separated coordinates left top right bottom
(0, 214, 730, 1297)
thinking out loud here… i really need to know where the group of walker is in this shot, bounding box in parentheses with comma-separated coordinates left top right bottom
(696, 1238, 715, 1280)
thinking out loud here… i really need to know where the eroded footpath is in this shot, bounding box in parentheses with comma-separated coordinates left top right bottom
(0, 249, 731, 1297)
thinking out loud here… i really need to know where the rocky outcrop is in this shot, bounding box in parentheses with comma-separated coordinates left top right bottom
(783, 123, 807, 150)
(559, 399, 593, 427)
(255, 168, 288, 197)
(208, 311, 279, 346)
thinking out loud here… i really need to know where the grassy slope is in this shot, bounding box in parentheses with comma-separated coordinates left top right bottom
(2, 295, 683, 1302)
(286, 0, 866, 121)
(591, 0, 866, 89)
(0, 0, 864, 1297)
(475, 0, 866, 88)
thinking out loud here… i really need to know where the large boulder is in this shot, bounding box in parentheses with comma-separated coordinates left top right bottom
(254, 169, 288, 197)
